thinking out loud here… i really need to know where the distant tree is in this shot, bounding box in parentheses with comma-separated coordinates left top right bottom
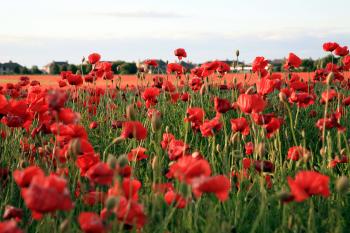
(31, 66, 42, 74)
(20, 67, 31, 75)
(50, 64, 60, 74)
(61, 65, 68, 72)
(119, 62, 137, 74)
(13, 66, 20, 74)
(112, 61, 125, 74)
(67, 64, 78, 74)
(301, 58, 315, 72)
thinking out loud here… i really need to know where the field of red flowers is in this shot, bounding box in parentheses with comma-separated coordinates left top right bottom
(1, 43, 350, 233)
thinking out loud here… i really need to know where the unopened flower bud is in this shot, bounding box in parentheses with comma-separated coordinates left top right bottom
(236, 50, 240, 57)
(126, 104, 137, 120)
(335, 176, 350, 194)
(105, 196, 119, 210)
(107, 154, 117, 169)
(68, 138, 81, 157)
(151, 112, 162, 132)
(151, 156, 158, 170)
(276, 191, 293, 202)
(279, 92, 287, 103)
(117, 154, 129, 168)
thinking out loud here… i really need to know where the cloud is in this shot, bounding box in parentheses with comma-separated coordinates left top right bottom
(95, 10, 186, 18)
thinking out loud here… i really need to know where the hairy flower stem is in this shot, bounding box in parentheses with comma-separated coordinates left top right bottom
(284, 102, 298, 146)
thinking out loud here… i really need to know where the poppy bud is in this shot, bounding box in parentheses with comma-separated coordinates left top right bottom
(216, 144, 221, 153)
(279, 92, 287, 103)
(320, 147, 327, 157)
(3, 205, 23, 220)
(326, 72, 334, 85)
(151, 112, 162, 132)
(107, 154, 117, 169)
(126, 104, 137, 120)
(236, 50, 240, 57)
(151, 156, 158, 170)
(59, 219, 70, 233)
(276, 191, 294, 202)
(68, 138, 81, 157)
(105, 196, 119, 210)
(116, 154, 129, 168)
(335, 176, 350, 194)
(165, 126, 169, 133)
(255, 142, 265, 158)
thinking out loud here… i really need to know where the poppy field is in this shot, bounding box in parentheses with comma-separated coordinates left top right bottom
(1, 44, 350, 233)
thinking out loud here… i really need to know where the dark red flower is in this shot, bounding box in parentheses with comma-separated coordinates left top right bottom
(230, 117, 250, 136)
(287, 146, 310, 161)
(284, 53, 302, 69)
(128, 147, 148, 161)
(144, 59, 158, 67)
(164, 190, 187, 208)
(263, 117, 283, 138)
(200, 115, 223, 137)
(252, 56, 268, 77)
(86, 162, 114, 185)
(142, 87, 160, 108)
(78, 212, 105, 233)
(0, 220, 23, 233)
(174, 48, 187, 60)
(323, 42, 339, 52)
(167, 63, 184, 75)
(288, 92, 315, 108)
(120, 121, 147, 140)
(236, 94, 266, 114)
(334, 45, 349, 56)
(88, 53, 101, 64)
(3, 206, 23, 221)
(214, 97, 231, 113)
(192, 175, 231, 201)
(13, 166, 44, 188)
(21, 174, 73, 219)
(287, 171, 330, 202)
(184, 107, 205, 131)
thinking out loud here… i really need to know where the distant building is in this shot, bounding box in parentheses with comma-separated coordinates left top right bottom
(42, 61, 68, 74)
(0, 61, 22, 74)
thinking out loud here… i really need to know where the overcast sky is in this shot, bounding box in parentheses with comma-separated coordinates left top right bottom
(0, 0, 349, 67)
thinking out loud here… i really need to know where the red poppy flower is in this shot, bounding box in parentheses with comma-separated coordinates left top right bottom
(316, 113, 345, 132)
(320, 89, 338, 104)
(192, 175, 231, 201)
(288, 92, 315, 108)
(251, 113, 274, 125)
(263, 117, 283, 138)
(287, 171, 330, 202)
(200, 115, 223, 137)
(13, 166, 44, 188)
(162, 80, 176, 92)
(334, 45, 349, 56)
(86, 162, 114, 185)
(284, 53, 302, 69)
(3, 205, 23, 221)
(287, 146, 310, 161)
(142, 87, 160, 108)
(256, 77, 281, 96)
(328, 155, 348, 168)
(88, 53, 101, 64)
(167, 139, 189, 160)
(343, 55, 350, 69)
(184, 107, 205, 131)
(21, 174, 73, 219)
(78, 212, 105, 233)
(189, 77, 203, 91)
(167, 63, 184, 75)
(67, 73, 83, 86)
(323, 42, 339, 52)
(245, 142, 254, 155)
(160, 133, 175, 149)
(164, 190, 187, 208)
(236, 94, 266, 114)
(214, 97, 231, 113)
(144, 59, 158, 67)
(252, 56, 268, 77)
(181, 92, 190, 102)
(0, 220, 23, 233)
(174, 48, 187, 60)
(230, 117, 250, 136)
(166, 156, 211, 183)
(128, 147, 148, 161)
(82, 191, 106, 206)
(120, 121, 147, 140)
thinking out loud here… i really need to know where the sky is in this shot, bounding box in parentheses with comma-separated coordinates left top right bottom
(0, 0, 349, 67)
